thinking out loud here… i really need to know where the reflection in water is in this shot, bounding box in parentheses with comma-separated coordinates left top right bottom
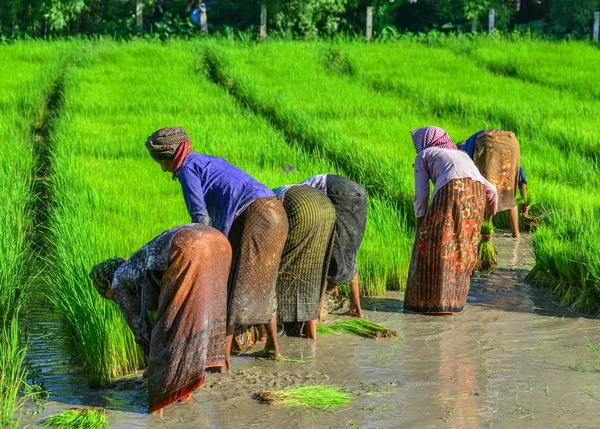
(21, 235, 600, 428)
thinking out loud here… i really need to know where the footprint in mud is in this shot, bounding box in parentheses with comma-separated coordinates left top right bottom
(205, 369, 331, 400)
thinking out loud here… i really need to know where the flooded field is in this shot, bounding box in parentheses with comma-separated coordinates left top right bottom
(22, 235, 600, 429)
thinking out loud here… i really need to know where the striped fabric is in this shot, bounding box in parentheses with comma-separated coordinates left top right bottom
(411, 126, 457, 154)
(404, 178, 486, 314)
(276, 186, 336, 323)
(89, 257, 126, 298)
(145, 127, 190, 160)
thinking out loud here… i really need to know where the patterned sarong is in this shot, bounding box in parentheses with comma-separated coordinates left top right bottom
(404, 178, 486, 314)
(227, 197, 289, 326)
(277, 186, 336, 323)
(147, 228, 230, 412)
(325, 175, 367, 286)
(473, 130, 520, 212)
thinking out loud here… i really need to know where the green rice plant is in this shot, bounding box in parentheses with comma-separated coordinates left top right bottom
(46, 39, 403, 387)
(41, 408, 108, 429)
(253, 386, 351, 408)
(0, 315, 30, 428)
(0, 41, 71, 427)
(477, 221, 499, 274)
(205, 38, 599, 311)
(321, 319, 398, 339)
(527, 211, 600, 315)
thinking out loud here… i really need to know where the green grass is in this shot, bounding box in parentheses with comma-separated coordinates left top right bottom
(527, 212, 600, 315)
(253, 386, 351, 408)
(41, 408, 108, 429)
(204, 38, 600, 313)
(0, 42, 69, 428)
(478, 221, 498, 274)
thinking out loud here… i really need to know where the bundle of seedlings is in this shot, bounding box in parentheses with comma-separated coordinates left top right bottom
(518, 194, 542, 232)
(42, 408, 107, 429)
(319, 319, 397, 339)
(477, 221, 499, 274)
(253, 386, 351, 408)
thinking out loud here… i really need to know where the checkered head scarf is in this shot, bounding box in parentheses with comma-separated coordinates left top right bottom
(145, 127, 190, 160)
(89, 257, 126, 299)
(410, 126, 457, 154)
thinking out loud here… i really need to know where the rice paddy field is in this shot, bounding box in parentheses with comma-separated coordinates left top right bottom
(1, 36, 599, 427)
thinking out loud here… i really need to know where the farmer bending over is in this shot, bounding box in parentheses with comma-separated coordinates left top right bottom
(145, 127, 288, 368)
(90, 225, 230, 413)
(404, 126, 497, 315)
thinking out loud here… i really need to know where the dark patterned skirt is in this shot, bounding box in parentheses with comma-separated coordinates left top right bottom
(277, 186, 336, 323)
(148, 227, 230, 412)
(227, 197, 289, 326)
(404, 178, 486, 314)
(474, 130, 520, 212)
(325, 175, 367, 286)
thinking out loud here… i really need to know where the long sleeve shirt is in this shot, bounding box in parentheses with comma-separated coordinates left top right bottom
(413, 147, 498, 218)
(177, 153, 275, 237)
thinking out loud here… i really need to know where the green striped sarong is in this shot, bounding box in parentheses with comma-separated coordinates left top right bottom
(277, 186, 336, 323)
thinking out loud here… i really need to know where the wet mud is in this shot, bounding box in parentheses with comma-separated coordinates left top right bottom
(21, 234, 600, 428)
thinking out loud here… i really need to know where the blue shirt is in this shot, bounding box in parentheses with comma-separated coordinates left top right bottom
(177, 152, 275, 237)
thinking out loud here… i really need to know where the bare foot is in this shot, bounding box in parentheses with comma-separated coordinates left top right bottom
(350, 309, 364, 318)
(218, 364, 228, 374)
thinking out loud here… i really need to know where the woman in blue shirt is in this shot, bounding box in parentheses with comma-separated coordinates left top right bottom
(145, 127, 289, 369)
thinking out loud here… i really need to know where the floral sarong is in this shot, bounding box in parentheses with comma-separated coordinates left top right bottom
(473, 130, 520, 212)
(404, 178, 486, 314)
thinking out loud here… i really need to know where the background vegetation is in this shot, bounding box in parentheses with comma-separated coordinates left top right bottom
(2, 0, 600, 40)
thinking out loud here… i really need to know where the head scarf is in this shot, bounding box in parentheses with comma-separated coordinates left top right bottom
(410, 126, 457, 154)
(89, 257, 126, 299)
(145, 127, 192, 180)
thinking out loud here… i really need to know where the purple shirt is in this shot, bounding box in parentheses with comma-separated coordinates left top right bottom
(414, 147, 498, 218)
(178, 152, 275, 237)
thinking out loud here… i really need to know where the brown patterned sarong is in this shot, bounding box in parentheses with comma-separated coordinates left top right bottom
(473, 130, 520, 212)
(227, 197, 289, 326)
(148, 227, 230, 413)
(277, 186, 336, 323)
(404, 178, 486, 314)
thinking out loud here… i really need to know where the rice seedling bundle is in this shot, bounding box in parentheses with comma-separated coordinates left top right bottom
(41, 408, 107, 429)
(253, 386, 351, 408)
(320, 320, 398, 339)
(477, 221, 499, 274)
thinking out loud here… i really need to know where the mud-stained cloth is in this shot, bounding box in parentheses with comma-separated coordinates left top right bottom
(322, 175, 367, 286)
(110, 225, 230, 413)
(473, 130, 520, 212)
(404, 178, 486, 314)
(277, 186, 336, 323)
(227, 196, 289, 326)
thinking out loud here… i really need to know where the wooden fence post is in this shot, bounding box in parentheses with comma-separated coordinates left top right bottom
(488, 8, 495, 34)
(594, 11, 599, 43)
(260, 3, 267, 41)
(136, 0, 143, 30)
(366, 6, 373, 42)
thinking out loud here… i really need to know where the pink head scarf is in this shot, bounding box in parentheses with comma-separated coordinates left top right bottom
(410, 126, 457, 154)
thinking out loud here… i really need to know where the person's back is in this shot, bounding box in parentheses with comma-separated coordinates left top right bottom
(177, 152, 274, 236)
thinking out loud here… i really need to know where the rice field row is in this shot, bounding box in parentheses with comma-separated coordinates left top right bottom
(46, 40, 407, 387)
(204, 39, 600, 314)
(0, 43, 67, 428)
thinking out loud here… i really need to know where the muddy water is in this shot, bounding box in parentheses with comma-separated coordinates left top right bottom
(21, 235, 600, 429)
